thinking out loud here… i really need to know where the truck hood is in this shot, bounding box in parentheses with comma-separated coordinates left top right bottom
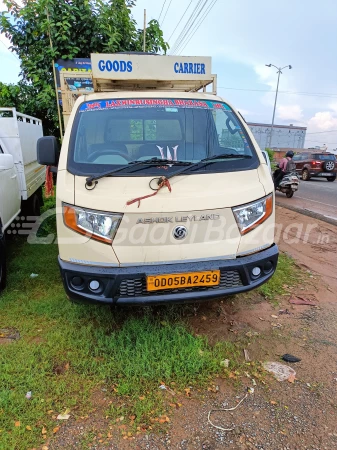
(71, 169, 268, 265)
(74, 169, 266, 212)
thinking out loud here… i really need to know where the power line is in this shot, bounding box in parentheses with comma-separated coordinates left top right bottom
(167, 0, 193, 44)
(158, 0, 167, 22)
(177, 0, 218, 55)
(170, 0, 203, 53)
(306, 129, 337, 134)
(170, 0, 204, 54)
(176, 0, 214, 55)
(0, 40, 20, 62)
(218, 86, 337, 99)
(305, 139, 337, 145)
(219, 87, 279, 93)
(161, 0, 173, 26)
(173, 0, 208, 54)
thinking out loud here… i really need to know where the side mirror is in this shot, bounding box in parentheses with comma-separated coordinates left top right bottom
(37, 136, 60, 166)
(0, 153, 14, 171)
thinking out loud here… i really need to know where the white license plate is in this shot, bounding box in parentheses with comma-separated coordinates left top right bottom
(291, 184, 298, 189)
(319, 173, 333, 176)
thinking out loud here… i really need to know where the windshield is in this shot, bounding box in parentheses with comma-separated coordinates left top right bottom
(313, 154, 336, 161)
(68, 98, 259, 176)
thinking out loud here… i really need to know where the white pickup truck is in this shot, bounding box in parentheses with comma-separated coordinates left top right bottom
(0, 108, 45, 291)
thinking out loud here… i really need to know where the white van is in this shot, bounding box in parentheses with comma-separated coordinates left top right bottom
(0, 108, 45, 290)
(37, 54, 278, 305)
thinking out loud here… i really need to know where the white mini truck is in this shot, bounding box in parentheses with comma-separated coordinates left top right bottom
(37, 54, 278, 305)
(0, 108, 45, 290)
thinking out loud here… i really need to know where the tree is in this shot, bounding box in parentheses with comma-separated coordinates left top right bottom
(0, 0, 168, 137)
(265, 148, 275, 162)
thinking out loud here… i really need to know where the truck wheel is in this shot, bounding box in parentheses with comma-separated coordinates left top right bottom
(30, 193, 41, 217)
(0, 231, 7, 293)
(22, 192, 41, 218)
(302, 169, 310, 181)
(326, 176, 336, 182)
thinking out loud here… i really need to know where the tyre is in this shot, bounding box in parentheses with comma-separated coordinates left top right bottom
(286, 190, 294, 198)
(323, 160, 335, 171)
(302, 169, 310, 181)
(326, 176, 336, 182)
(0, 230, 7, 293)
(22, 192, 41, 218)
(30, 193, 41, 217)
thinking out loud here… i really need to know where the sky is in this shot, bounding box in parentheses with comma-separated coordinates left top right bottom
(1, 0, 337, 149)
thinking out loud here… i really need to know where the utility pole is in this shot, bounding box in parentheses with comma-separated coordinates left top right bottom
(143, 9, 147, 52)
(265, 64, 292, 148)
(46, 7, 64, 140)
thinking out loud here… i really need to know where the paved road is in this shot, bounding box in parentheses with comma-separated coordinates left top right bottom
(276, 177, 337, 221)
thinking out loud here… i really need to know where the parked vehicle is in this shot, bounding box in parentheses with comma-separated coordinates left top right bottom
(293, 152, 336, 182)
(37, 53, 278, 305)
(0, 108, 45, 291)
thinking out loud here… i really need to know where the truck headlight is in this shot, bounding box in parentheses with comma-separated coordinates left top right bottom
(232, 194, 273, 235)
(63, 203, 123, 244)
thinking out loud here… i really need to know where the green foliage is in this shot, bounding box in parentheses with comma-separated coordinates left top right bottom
(0, 0, 168, 137)
(0, 228, 239, 448)
(0, 196, 303, 447)
(141, 19, 168, 54)
(265, 147, 275, 162)
(259, 253, 301, 301)
(0, 81, 57, 135)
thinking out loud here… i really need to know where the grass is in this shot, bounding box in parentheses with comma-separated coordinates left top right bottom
(0, 194, 302, 449)
(0, 197, 242, 449)
(258, 253, 302, 302)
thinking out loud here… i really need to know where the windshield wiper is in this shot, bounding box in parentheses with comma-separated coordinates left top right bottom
(131, 158, 191, 167)
(85, 158, 191, 189)
(140, 153, 252, 185)
(126, 158, 192, 175)
(191, 153, 252, 171)
(126, 153, 252, 207)
(86, 160, 141, 188)
(203, 153, 252, 161)
(86, 153, 249, 189)
(156, 153, 251, 178)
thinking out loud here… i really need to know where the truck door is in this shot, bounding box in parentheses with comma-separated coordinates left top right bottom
(0, 142, 21, 230)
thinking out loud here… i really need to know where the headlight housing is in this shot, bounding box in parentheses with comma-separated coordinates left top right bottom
(63, 203, 123, 244)
(232, 194, 273, 235)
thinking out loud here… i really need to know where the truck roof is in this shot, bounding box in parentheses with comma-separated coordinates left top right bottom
(90, 54, 216, 94)
(60, 54, 220, 128)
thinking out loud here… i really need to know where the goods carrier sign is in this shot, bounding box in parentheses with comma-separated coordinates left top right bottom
(91, 54, 212, 81)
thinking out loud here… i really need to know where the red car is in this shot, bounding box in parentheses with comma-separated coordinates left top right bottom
(293, 152, 336, 182)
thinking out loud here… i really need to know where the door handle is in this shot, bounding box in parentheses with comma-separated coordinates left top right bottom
(10, 174, 17, 179)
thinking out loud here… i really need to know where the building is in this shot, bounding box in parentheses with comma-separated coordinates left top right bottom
(247, 122, 307, 150)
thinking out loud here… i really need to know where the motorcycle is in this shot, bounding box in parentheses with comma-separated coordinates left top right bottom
(273, 167, 300, 198)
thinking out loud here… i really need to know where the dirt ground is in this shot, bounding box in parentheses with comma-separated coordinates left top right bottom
(49, 206, 337, 450)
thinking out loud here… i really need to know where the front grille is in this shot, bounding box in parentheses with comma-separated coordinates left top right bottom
(117, 270, 242, 297)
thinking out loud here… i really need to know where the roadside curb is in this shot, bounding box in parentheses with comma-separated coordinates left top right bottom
(276, 201, 337, 227)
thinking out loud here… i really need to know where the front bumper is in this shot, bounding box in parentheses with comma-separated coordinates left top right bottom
(59, 245, 278, 305)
